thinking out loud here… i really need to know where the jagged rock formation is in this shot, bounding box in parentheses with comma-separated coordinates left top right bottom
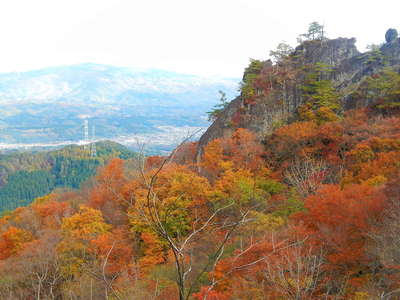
(197, 30, 400, 157)
(294, 37, 360, 67)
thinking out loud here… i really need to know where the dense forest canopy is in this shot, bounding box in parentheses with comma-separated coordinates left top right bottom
(0, 141, 136, 213)
(1, 24, 400, 299)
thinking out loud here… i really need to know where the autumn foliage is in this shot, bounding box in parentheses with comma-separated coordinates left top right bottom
(1, 67, 400, 299)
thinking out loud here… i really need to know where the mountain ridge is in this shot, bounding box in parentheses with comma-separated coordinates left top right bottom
(197, 30, 400, 157)
(0, 63, 239, 150)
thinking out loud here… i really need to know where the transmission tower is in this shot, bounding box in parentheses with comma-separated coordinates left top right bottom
(90, 124, 97, 157)
(83, 119, 89, 150)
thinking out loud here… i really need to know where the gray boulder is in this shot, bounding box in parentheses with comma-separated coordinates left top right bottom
(385, 28, 398, 43)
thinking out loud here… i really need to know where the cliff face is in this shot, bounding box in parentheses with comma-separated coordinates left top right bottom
(293, 37, 360, 67)
(197, 30, 400, 156)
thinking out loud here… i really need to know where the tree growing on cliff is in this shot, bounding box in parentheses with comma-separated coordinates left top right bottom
(240, 59, 264, 101)
(270, 42, 294, 63)
(299, 63, 341, 123)
(298, 22, 326, 42)
(354, 67, 400, 113)
(207, 90, 229, 121)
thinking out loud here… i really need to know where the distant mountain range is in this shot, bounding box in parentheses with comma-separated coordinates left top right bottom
(0, 63, 239, 152)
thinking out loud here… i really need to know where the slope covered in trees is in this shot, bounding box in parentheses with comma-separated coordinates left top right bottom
(0, 25, 400, 299)
(0, 141, 136, 212)
(198, 25, 400, 155)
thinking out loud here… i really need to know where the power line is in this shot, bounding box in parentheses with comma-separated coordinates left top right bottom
(83, 119, 89, 150)
(90, 124, 96, 157)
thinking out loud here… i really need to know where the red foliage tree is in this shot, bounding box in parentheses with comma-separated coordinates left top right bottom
(293, 184, 386, 272)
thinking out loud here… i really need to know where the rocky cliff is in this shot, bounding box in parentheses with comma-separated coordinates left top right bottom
(197, 29, 400, 157)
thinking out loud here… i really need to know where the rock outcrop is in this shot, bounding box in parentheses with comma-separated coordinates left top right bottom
(197, 30, 400, 157)
(385, 28, 398, 43)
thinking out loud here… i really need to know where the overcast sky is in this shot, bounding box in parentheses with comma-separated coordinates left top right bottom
(0, 0, 398, 77)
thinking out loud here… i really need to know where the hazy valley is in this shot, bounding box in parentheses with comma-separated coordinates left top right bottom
(0, 63, 239, 153)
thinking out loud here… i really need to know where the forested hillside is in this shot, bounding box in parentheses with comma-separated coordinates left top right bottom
(0, 141, 136, 212)
(0, 26, 400, 299)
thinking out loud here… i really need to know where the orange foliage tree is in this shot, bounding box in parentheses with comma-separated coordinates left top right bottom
(201, 128, 265, 179)
(0, 226, 33, 260)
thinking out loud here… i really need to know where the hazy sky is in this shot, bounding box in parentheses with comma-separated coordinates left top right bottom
(0, 0, 399, 77)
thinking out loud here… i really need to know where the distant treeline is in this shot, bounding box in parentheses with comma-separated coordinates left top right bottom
(0, 141, 136, 212)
